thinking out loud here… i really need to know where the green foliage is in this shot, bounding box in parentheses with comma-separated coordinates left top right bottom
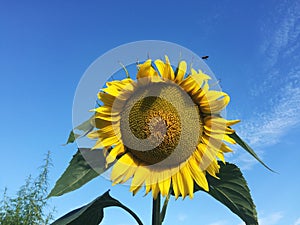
(48, 148, 109, 197)
(201, 162, 258, 225)
(51, 190, 143, 225)
(0, 152, 55, 225)
(170, 162, 258, 224)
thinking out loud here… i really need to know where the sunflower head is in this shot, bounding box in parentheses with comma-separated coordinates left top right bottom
(88, 56, 240, 199)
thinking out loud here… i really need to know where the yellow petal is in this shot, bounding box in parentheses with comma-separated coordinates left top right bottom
(152, 182, 160, 199)
(216, 151, 225, 163)
(158, 170, 171, 197)
(174, 61, 187, 83)
(137, 59, 158, 80)
(223, 134, 236, 144)
(154, 56, 175, 80)
(220, 143, 233, 152)
(200, 91, 228, 104)
(145, 174, 153, 195)
(200, 92, 230, 114)
(192, 81, 209, 102)
(95, 113, 120, 122)
(111, 153, 135, 182)
(171, 174, 180, 199)
(101, 85, 121, 97)
(206, 160, 220, 178)
(91, 135, 120, 149)
(106, 143, 125, 164)
(227, 119, 241, 126)
(176, 171, 187, 198)
(91, 118, 112, 129)
(94, 106, 119, 116)
(106, 78, 135, 91)
(98, 92, 115, 107)
(130, 166, 149, 192)
(164, 56, 175, 80)
(179, 75, 200, 93)
(180, 166, 194, 199)
(188, 158, 209, 191)
(204, 117, 235, 134)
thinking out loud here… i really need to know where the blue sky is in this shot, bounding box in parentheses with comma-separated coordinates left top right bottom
(1, 0, 300, 225)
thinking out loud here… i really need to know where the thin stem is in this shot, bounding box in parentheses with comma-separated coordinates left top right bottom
(152, 194, 161, 225)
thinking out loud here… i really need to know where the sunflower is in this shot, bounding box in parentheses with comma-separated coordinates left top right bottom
(88, 56, 240, 199)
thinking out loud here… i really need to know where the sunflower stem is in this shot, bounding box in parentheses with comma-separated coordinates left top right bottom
(152, 194, 161, 225)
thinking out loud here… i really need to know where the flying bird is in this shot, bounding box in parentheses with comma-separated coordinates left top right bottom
(201, 55, 209, 60)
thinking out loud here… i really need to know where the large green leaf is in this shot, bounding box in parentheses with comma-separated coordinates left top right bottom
(51, 190, 143, 225)
(48, 148, 108, 197)
(202, 162, 258, 225)
(170, 162, 258, 225)
(229, 132, 274, 172)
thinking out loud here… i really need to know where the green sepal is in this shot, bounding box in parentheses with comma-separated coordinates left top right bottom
(51, 190, 143, 225)
(48, 148, 108, 197)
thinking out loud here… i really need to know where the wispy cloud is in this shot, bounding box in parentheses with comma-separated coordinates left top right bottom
(177, 213, 187, 222)
(208, 220, 228, 225)
(239, 81, 300, 147)
(294, 217, 300, 225)
(261, 1, 300, 70)
(237, 212, 284, 225)
(258, 212, 284, 225)
(232, 1, 300, 169)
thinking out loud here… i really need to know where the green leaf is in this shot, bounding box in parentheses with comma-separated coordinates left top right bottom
(202, 162, 258, 225)
(48, 148, 108, 197)
(64, 116, 94, 145)
(63, 131, 80, 145)
(229, 132, 274, 172)
(51, 190, 143, 225)
(170, 162, 258, 225)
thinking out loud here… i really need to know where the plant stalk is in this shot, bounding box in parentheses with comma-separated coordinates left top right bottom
(152, 194, 161, 225)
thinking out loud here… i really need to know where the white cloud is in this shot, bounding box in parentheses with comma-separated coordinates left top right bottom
(294, 217, 300, 225)
(232, 1, 300, 169)
(208, 220, 227, 225)
(261, 1, 300, 69)
(239, 82, 300, 147)
(258, 212, 284, 225)
(237, 212, 284, 225)
(177, 213, 187, 222)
